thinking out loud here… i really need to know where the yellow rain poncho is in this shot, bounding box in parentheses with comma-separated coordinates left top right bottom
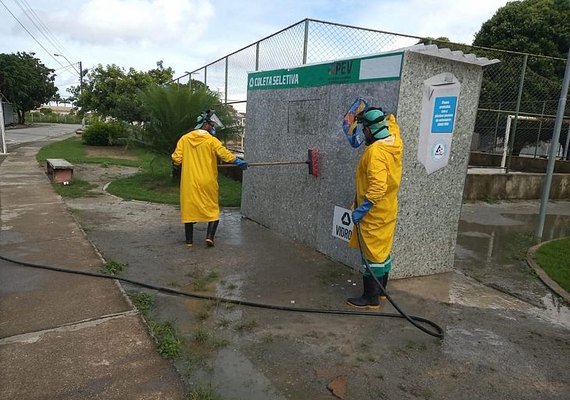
(171, 129, 237, 223)
(348, 114, 403, 263)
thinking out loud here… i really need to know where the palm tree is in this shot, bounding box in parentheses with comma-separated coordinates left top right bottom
(139, 85, 240, 156)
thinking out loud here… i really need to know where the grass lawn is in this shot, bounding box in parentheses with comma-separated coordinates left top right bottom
(37, 136, 152, 168)
(38, 137, 242, 207)
(52, 178, 99, 198)
(535, 237, 570, 293)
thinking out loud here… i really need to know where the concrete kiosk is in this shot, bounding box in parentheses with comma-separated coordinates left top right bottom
(241, 44, 498, 278)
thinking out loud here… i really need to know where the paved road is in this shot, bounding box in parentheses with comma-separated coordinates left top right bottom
(3, 123, 81, 151)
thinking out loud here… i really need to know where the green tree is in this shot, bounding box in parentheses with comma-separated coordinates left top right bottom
(0, 52, 57, 124)
(189, 78, 208, 92)
(139, 85, 240, 156)
(472, 0, 570, 155)
(146, 61, 174, 85)
(71, 61, 174, 123)
(474, 0, 569, 60)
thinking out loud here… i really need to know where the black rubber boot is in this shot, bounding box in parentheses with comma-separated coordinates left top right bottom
(379, 272, 389, 300)
(184, 222, 195, 247)
(206, 220, 219, 247)
(346, 276, 381, 309)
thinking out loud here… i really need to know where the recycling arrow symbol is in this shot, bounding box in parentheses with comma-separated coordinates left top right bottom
(341, 212, 351, 226)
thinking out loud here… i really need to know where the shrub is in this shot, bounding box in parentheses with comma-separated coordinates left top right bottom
(82, 120, 128, 146)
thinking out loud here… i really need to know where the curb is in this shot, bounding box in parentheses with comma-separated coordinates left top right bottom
(527, 239, 570, 304)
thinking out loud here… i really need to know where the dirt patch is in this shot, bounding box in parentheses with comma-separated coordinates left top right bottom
(72, 163, 139, 196)
(84, 145, 138, 160)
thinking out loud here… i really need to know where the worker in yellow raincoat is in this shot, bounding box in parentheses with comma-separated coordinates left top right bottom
(346, 107, 403, 309)
(171, 110, 248, 247)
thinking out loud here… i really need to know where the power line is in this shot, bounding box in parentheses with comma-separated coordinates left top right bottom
(12, 0, 66, 58)
(0, 0, 67, 69)
(19, 0, 75, 61)
(53, 64, 78, 74)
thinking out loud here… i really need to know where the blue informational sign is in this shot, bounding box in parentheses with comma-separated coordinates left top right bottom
(431, 96, 457, 134)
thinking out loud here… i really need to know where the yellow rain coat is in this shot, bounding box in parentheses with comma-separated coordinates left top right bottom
(171, 129, 237, 223)
(348, 114, 403, 263)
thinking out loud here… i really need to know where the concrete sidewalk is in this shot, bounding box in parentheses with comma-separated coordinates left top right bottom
(0, 140, 185, 398)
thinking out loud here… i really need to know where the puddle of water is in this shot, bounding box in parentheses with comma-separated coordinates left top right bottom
(457, 214, 570, 265)
(450, 273, 570, 329)
(218, 210, 246, 246)
(449, 273, 531, 312)
(455, 210, 570, 328)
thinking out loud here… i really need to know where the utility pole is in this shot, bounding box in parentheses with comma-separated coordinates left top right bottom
(78, 60, 85, 130)
(0, 98, 6, 154)
(535, 48, 570, 241)
(54, 54, 84, 130)
(79, 61, 83, 96)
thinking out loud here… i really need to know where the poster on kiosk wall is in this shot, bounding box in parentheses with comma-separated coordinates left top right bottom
(417, 72, 461, 175)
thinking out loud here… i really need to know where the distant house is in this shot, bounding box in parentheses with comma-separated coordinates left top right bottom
(34, 100, 75, 115)
(42, 105, 75, 114)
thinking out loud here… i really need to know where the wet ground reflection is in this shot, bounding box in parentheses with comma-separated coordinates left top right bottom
(456, 206, 570, 328)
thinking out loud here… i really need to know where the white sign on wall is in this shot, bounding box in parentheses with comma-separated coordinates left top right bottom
(417, 72, 461, 175)
(332, 206, 354, 242)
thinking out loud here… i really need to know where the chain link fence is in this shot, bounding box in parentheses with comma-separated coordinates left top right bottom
(448, 46, 570, 169)
(171, 19, 569, 170)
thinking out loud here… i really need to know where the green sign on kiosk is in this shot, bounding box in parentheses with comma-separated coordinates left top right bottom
(248, 52, 404, 91)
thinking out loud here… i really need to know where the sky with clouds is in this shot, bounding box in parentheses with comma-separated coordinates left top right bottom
(0, 0, 511, 99)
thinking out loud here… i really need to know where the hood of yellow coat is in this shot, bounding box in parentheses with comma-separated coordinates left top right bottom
(185, 129, 212, 147)
(373, 114, 403, 156)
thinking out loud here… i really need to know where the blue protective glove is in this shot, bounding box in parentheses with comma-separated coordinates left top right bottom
(234, 158, 248, 170)
(352, 198, 373, 224)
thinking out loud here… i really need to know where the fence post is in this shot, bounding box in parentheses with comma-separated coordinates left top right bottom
(255, 42, 260, 71)
(224, 56, 229, 105)
(493, 102, 501, 151)
(302, 19, 309, 65)
(534, 101, 547, 158)
(506, 54, 528, 173)
(562, 121, 570, 160)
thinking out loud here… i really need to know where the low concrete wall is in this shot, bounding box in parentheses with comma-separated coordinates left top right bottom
(469, 152, 570, 173)
(464, 173, 569, 200)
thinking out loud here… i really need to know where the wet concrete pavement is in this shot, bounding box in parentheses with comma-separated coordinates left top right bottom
(1, 127, 569, 399)
(63, 162, 570, 400)
(0, 128, 185, 399)
(456, 201, 570, 324)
